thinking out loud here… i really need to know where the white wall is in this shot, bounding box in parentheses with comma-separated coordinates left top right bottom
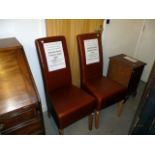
(102, 19, 155, 83)
(102, 19, 143, 76)
(134, 20, 155, 82)
(0, 19, 47, 111)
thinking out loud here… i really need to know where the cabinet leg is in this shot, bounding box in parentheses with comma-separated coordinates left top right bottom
(59, 129, 64, 135)
(88, 113, 93, 131)
(95, 111, 100, 129)
(132, 91, 137, 97)
(117, 100, 124, 117)
(47, 111, 51, 118)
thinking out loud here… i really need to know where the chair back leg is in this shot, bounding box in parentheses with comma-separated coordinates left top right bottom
(117, 100, 125, 117)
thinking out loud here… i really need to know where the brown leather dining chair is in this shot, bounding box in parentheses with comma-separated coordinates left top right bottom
(77, 32, 128, 129)
(35, 36, 95, 134)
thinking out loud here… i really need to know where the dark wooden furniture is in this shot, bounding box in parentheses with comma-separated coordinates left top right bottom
(35, 36, 95, 134)
(130, 61, 155, 134)
(108, 54, 146, 96)
(77, 33, 127, 129)
(0, 38, 45, 135)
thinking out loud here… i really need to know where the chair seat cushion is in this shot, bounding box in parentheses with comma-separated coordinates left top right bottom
(50, 85, 95, 129)
(82, 76, 127, 110)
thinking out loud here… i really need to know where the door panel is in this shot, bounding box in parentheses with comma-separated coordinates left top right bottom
(135, 20, 155, 82)
(46, 19, 104, 87)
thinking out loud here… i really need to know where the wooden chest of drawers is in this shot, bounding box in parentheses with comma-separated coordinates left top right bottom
(107, 54, 146, 96)
(0, 38, 45, 135)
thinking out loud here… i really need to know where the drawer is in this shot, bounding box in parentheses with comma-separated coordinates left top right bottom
(1, 118, 44, 135)
(0, 105, 38, 130)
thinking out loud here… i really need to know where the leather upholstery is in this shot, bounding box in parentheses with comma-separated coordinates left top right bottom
(82, 77, 127, 110)
(77, 33, 127, 111)
(35, 36, 72, 93)
(77, 33, 103, 84)
(35, 36, 95, 129)
(50, 85, 95, 128)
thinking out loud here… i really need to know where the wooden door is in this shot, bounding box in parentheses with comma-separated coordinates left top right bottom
(46, 19, 104, 87)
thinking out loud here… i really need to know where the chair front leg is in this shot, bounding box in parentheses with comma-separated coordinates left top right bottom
(59, 129, 64, 135)
(88, 113, 93, 130)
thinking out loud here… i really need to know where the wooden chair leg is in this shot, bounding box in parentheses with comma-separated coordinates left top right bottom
(59, 129, 64, 135)
(95, 111, 100, 129)
(88, 113, 93, 130)
(117, 100, 124, 117)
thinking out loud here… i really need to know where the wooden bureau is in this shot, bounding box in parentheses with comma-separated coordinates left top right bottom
(0, 38, 45, 135)
(107, 54, 146, 96)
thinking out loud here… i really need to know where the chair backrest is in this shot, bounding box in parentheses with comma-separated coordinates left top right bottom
(77, 32, 103, 85)
(35, 36, 72, 93)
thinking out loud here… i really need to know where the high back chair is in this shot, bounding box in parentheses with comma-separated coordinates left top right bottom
(77, 32, 127, 128)
(35, 36, 95, 134)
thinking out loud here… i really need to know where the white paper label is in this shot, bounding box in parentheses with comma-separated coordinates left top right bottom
(124, 56, 138, 63)
(43, 41, 66, 72)
(84, 39, 100, 65)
